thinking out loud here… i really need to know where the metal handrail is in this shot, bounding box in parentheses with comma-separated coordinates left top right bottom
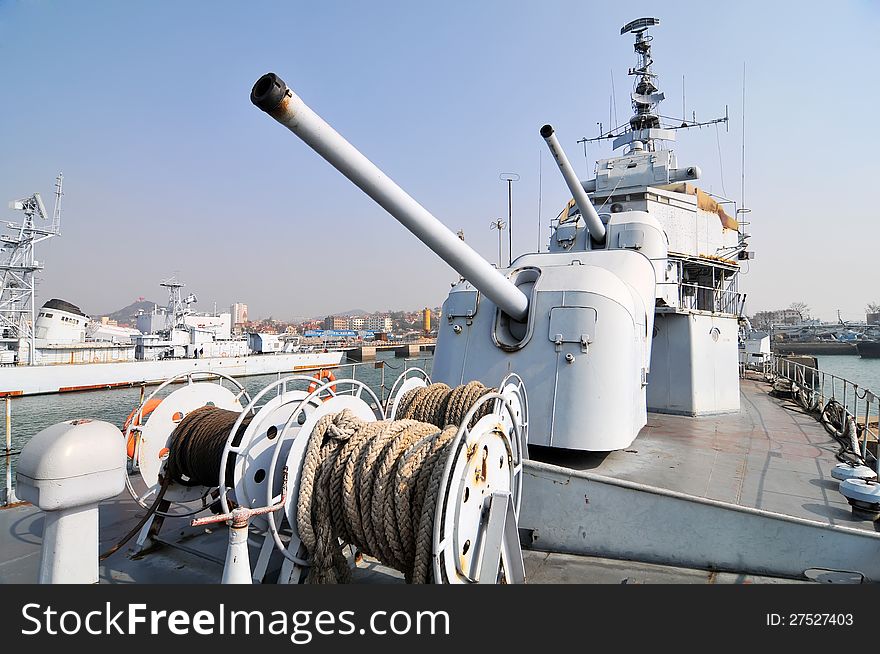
(768, 354, 879, 472)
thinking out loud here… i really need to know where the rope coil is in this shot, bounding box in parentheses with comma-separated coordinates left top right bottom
(395, 381, 495, 428)
(296, 380, 502, 584)
(296, 409, 458, 583)
(166, 406, 254, 488)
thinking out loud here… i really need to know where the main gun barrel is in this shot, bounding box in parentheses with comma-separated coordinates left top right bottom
(251, 73, 530, 322)
(540, 125, 606, 242)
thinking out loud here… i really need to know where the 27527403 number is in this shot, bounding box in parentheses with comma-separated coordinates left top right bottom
(766, 614, 853, 626)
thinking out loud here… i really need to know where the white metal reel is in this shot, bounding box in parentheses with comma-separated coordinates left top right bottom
(218, 375, 326, 514)
(432, 392, 525, 584)
(497, 371, 529, 513)
(386, 366, 431, 419)
(128, 372, 248, 510)
(262, 379, 384, 569)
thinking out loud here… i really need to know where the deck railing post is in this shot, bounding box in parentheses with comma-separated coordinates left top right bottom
(4, 397, 11, 504)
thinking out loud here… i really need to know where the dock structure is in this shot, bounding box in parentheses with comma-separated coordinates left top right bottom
(345, 346, 376, 362)
(344, 340, 435, 362)
(394, 344, 421, 358)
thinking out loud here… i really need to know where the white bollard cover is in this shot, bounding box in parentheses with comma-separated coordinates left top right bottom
(16, 419, 126, 511)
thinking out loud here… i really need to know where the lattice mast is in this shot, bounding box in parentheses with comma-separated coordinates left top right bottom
(0, 174, 63, 364)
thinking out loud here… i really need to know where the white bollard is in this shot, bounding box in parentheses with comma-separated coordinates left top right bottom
(16, 419, 126, 584)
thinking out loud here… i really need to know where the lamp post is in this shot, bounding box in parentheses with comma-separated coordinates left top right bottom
(499, 173, 519, 266)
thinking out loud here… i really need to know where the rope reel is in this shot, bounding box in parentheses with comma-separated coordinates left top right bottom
(123, 371, 250, 514)
(274, 375, 528, 584)
(116, 368, 529, 585)
(266, 379, 384, 564)
(386, 367, 431, 420)
(432, 391, 525, 583)
(219, 375, 330, 513)
(394, 380, 497, 428)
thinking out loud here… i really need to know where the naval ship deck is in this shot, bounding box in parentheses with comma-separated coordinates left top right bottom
(0, 373, 863, 584)
(532, 374, 870, 532)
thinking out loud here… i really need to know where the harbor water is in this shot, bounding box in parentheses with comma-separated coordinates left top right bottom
(815, 355, 880, 397)
(1, 352, 433, 489)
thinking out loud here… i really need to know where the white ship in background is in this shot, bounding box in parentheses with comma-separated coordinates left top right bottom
(0, 180, 342, 396)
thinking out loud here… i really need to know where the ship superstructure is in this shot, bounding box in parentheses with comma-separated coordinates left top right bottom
(561, 17, 752, 416)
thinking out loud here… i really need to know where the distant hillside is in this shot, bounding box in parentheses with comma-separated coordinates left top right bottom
(98, 300, 160, 326)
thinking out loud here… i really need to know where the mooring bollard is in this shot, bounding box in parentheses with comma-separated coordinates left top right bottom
(16, 419, 126, 583)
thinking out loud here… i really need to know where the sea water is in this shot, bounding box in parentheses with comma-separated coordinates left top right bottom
(0, 351, 432, 488)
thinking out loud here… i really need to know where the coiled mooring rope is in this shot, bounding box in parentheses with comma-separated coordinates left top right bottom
(395, 381, 495, 428)
(165, 406, 254, 487)
(296, 409, 458, 584)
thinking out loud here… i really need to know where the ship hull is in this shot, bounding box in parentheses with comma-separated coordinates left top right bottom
(772, 341, 858, 356)
(0, 350, 344, 397)
(857, 341, 880, 359)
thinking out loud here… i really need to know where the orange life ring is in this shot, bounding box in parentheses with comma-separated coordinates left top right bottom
(123, 397, 162, 458)
(307, 369, 337, 396)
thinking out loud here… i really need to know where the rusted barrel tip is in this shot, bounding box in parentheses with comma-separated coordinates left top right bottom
(251, 72, 289, 113)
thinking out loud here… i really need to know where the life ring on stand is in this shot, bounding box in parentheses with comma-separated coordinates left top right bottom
(308, 369, 337, 398)
(122, 397, 162, 458)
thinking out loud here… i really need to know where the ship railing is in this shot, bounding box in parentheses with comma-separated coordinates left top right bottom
(1, 397, 14, 506)
(677, 282, 743, 315)
(769, 354, 880, 471)
(0, 356, 435, 507)
(248, 355, 434, 413)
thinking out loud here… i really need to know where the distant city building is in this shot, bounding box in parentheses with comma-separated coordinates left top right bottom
(868, 313, 880, 326)
(367, 315, 393, 332)
(300, 319, 322, 332)
(347, 316, 366, 331)
(231, 302, 248, 327)
(324, 315, 349, 330)
(751, 309, 802, 329)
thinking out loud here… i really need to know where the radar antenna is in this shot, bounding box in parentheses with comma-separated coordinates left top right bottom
(579, 19, 728, 153)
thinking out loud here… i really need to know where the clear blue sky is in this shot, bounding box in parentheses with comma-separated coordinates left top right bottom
(1, 1, 877, 321)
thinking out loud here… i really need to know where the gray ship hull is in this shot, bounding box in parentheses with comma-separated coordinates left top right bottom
(0, 350, 344, 397)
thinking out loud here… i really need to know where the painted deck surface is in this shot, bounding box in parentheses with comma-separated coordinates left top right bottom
(0, 499, 795, 584)
(532, 374, 873, 531)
